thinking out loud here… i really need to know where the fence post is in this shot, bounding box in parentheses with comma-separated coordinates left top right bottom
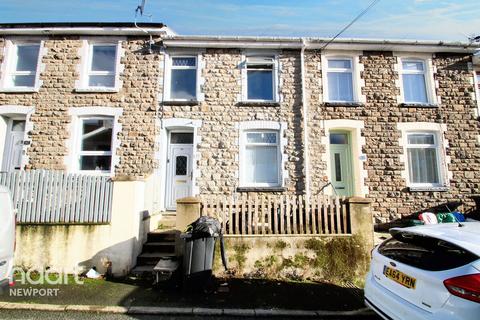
(347, 197, 374, 250)
(175, 196, 202, 232)
(175, 196, 202, 257)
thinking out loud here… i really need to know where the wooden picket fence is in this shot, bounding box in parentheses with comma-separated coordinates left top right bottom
(0, 170, 113, 224)
(201, 194, 349, 236)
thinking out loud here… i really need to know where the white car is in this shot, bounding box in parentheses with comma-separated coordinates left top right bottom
(0, 186, 15, 293)
(365, 222, 480, 320)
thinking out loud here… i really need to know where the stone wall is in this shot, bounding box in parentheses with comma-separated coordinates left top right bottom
(306, 51, 480, 223)
(161, 49, 306, 195)
(1, 34, 479, 223)
(0, 35, 162, 179)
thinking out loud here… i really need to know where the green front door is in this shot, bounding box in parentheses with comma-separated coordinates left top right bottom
(329, 132, 354, 196)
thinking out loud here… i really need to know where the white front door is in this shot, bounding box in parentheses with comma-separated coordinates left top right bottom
(3, 119, 26, 171)
(166, 132, 194, 210)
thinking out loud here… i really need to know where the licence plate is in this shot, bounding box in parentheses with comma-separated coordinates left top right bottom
(383, 265, 416, 289)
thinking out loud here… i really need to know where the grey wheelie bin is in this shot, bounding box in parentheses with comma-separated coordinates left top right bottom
(181, 216, 228, 287)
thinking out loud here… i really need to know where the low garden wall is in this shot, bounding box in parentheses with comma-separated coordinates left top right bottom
(14, 180, 152, 276)
(177, 196, 374, 285)
(213, 235, 371, 285)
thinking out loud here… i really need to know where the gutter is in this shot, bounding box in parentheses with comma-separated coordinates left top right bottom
(300, 38, 310, 199)
(163, 37, 480, 53)
(0, 27, 175, 36)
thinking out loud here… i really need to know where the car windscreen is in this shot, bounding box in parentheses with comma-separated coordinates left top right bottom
(378, 231, 479, 271)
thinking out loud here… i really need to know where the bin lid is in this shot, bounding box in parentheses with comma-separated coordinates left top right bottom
(186, 216, 222, 238)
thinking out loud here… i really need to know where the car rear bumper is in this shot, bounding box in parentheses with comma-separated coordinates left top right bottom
(365, 271, 479, 320)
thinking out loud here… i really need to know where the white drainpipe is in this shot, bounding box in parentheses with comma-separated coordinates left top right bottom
(300, 38, 310, 199)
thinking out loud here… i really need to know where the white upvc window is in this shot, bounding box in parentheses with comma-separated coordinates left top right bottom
(322, 52, 364, 104)
(164, 52, 204, 102)
(401, 59, 429, 104)
(242, 55, 279, 102)
(76, 116, 114, 174)
(169, 56, 197, 100)
(76, 40, 122, 91)
(325, 58, 355, 102)
(406, 132, 444, 188)
(0, 41, 42, 91)
(87, 44, 117, 88)
(397, 55, 437, 105)
(241, 130, 281, 187)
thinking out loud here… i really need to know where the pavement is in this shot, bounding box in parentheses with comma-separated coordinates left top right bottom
(0, 275, 379, 319)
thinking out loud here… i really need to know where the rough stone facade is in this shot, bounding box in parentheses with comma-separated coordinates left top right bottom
(1, 32, 479, 223)
(0, 35, 162, 178)
(305, 50, 480, 222)
(161, 49, 306, 195)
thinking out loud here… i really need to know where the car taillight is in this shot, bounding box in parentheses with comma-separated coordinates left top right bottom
(444, 274, 480, 303)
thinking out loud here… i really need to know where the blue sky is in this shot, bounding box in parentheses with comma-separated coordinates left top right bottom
(1, 0, 479, 41)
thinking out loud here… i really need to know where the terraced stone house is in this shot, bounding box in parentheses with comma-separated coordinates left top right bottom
(2, 22, 480, 275)
(1, 23, 480, 224)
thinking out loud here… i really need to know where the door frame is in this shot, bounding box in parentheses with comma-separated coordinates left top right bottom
(2, 117, 26, 172)
(156, 118, 202, 212)
(321, 119, 368, 197)
(0, 105, 34, 173)
(329, 131, 354, 196)
(165, 130, 194, 210)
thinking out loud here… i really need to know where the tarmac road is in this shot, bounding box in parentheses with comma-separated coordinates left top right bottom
(0, 309, 382, 320)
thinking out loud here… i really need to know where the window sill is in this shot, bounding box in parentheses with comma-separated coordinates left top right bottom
(409, 186, 449, 192)
(237, 186, 286, 193)
(236, 101, 280, 107)
(323, 101, 364, 107)
(75, 87, 119, 93)
(162, 100, 199, 106)
(0, 87, 39, 93)
(401, 103, 439, 108)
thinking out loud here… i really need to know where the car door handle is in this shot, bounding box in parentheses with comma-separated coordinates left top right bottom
(336, 187, 345, 190)
(0, 261, 6, 266)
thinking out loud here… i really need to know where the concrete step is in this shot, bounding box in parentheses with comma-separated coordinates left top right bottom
(142, 241, 175, 253)
(130, 265, 154, 276)
(137, 252, 176, 266)
(147, 230, 177, 242)
(158, 215, 176, 228)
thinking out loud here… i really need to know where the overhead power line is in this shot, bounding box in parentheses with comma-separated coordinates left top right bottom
(321, 0, 382, 50)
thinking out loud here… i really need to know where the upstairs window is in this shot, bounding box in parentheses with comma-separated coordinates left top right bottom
(406, 132, 441, 186)
(76, 40, 121, 91)
(78, 117, 114, 173)
(326, 58, 354, 102)
(87, 44, 118, 88)
(170, 56, 197, 100)
(401, 60, 429, 104)
(242, 131, 280, 186)
(3, 42, 41, 89)
(245, 56, 276, 101)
